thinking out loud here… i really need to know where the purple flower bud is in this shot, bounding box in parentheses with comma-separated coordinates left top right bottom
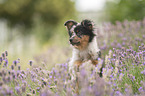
(0, 81, 3, 86)
(142, 35, 145, 39)
(37, 87, 40, 92)
(1, 69, 6, 76)
(141, 69, 145, 75)
(2, 53, 5, 58)
(18, 65, 21, 70)
(41, 84, 44, 88)
(6, 76, 11, 82)
(11, 65, 14, 70)
(26, 93, 32, 96)
(125, 53, 128, 57)
(113, 54, 116, 58)
(5, 51, 8, 56)
(13, 60, 18, 66)
(29, 88, 32, 91)
(139, 46, 142, 50)
(8, 90, 14, 96)
(15, 86, 21, 95)
(117, 43, 122, 48)
(0, 57, 2, 63)
(138, 87, 143, 91)
(49, 75, 52, 78)
(22, 85, 26, 92)
(0, 71, 2, 76)
(4, 59, 8, 67)
(132, 76, 135, 80)
(113, 48, 116, 51)
(122, 42, 126, 46)
(122, 38, 127, 41)
(18, 58, 20, 63)
(32, 89, 36, 94)
(29, 61, 33, 66)
(143, 62, 145, 65)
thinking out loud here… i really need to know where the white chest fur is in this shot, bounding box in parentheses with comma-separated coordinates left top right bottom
(69, 36, 100, 80)
(70, 36, 100, 64)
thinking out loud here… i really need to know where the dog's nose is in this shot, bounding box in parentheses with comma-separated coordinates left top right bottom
(69, 39, 73, 43)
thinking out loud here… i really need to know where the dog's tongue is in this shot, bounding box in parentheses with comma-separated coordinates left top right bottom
(74, 45, 79, 49)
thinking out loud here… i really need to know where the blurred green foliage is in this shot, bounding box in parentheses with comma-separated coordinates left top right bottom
(0, 0, 76, 43)
(0, 0, 74, 27)
(0, 0, 75, 27)
(104, 0, 145, 23)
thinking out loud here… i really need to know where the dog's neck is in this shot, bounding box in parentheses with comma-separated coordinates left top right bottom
(88, 36, 100, 52)
(71, 36, 100, 62)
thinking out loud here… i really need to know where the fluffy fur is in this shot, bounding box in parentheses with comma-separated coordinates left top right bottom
(64, 19, 101, 79)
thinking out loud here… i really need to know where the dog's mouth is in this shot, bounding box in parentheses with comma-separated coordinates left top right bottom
(69, 38, 80, 46)
(70, 41, 80, 46)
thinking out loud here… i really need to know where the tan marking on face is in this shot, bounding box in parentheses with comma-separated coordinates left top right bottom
(73, 35, 89, 50)
(68, 22, 73, 29)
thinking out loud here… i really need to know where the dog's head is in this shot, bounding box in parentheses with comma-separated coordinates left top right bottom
(64, 19, 95, 50)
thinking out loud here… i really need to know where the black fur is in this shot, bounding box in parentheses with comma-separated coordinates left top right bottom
(74, 25, 95, 42)
(64, 19, 96, 42)
(65, 19, 103, 77)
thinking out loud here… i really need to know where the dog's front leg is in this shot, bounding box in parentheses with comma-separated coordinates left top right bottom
(69, 49, 81, 80)
(69, 59, 82, 79)
(91, 59, 98, 65)
(91, 50, 101, 65)
(74, 60, 82, 67)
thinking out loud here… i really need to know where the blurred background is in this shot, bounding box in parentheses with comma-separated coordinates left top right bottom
(0, 0, 145, 69)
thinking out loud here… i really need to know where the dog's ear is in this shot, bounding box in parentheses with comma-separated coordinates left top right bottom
(81, 19, 93, 31)
(64, 20, 77, 30)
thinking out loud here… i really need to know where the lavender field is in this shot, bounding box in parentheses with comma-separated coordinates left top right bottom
(0, 19, 145, 96)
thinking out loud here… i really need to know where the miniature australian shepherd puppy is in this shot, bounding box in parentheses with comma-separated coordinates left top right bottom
(64, 19, 101, 79)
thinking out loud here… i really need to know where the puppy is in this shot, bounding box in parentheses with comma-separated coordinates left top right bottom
(64, 19, 101, 79)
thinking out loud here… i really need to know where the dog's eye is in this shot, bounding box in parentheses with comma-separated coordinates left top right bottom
(77, 32, 83, 38)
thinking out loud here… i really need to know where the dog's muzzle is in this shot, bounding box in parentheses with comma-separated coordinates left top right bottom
(69, 38, 80, 45)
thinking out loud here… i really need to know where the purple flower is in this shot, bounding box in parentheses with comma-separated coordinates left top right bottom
(122, 42, 126, 46)
(4, 59, 8, 67)
(117, 43, 122, 48)
(32, 89, 36, 94)
(122, 38, 127, 41)
(18, 65, 21, 70)
(2, 53, 5, 58)
(13, 60, 18, 66)
(11, 65, 14, 70)
(143, 62, 145, 65)
(0, 57, 2, 63)
(5, 51, 8, 56)
(22, 84, 26, 92)
(142, 35, 145, 39)
(49, 75, 52, 78)
(113, 54, 116, 58)
(37, 87, 40, 92)
(132, 76, 135, 80)
(29, 60, 33, 66)
(141, 69, 145, 75)
(15, 86, 21, 94)
(138, 87, 143, 91)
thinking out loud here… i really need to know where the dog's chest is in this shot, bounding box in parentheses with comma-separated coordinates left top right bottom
(78, 49, 92, 61)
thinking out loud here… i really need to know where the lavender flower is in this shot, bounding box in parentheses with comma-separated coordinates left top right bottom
(13, 60, 18, 66)
(29, 60, 33, 66)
